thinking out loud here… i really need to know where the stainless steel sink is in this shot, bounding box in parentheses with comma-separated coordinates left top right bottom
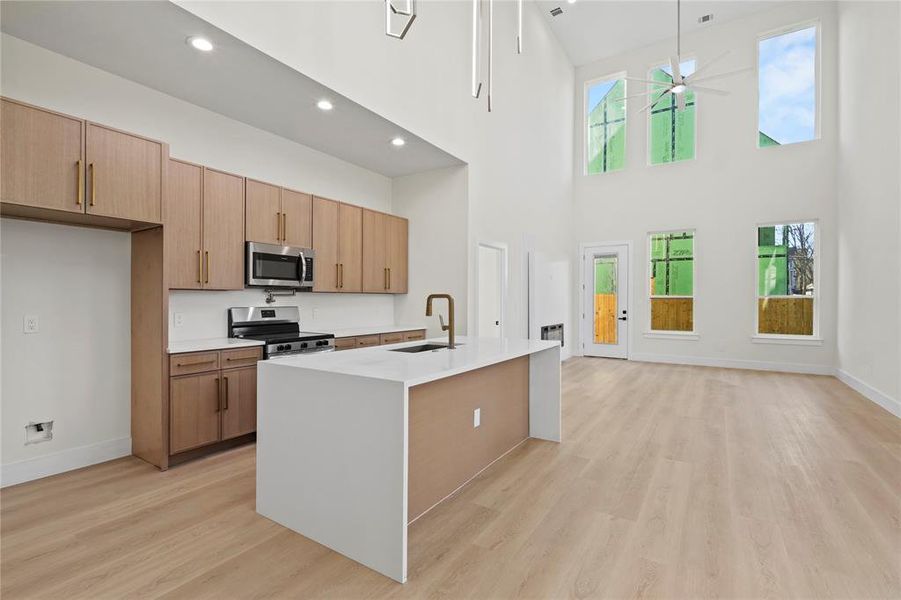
(390, 343, 459, 353)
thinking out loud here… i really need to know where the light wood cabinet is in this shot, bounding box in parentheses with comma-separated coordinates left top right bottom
(356, 335, 381, 348)
(86, 122, 163, 223)
(1, 98, 84, 213)
(380, 332, 405, 345)
(220, 366, 257, 440)
(281, 188, 313, 248)
(312, 196, 340, 292)
(362, 209, 408, 293)
(334, 337, 357, 351)
(334, 329, 425, 351)
(338, 203, 363, 292)
(166, 162, 244, 290)
(245, 179, 281, 244)
(169, 372, 221, 454)
(202, 168, 245, 290)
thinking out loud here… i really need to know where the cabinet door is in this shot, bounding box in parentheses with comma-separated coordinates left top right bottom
(281, 188, 312, 248)
(1, 99, 84, 213)
(362, 209, 388, 292)
(85, 123, 162, 223)
(338, 203, 363, 292)
(245, 179, 281, 244)
(202, 169, 245, 290)
(387, 215, 409, 293)
(170, 372, 221, 454)
(166, 159, 203, 289)
(312, 196, 340, 292)
(220, 366, 257, 440)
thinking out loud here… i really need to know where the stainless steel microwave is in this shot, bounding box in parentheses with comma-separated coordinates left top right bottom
(246, 242, 314, 289)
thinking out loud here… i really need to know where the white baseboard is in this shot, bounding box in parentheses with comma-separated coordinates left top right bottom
(629, 352, 834, 375)
(835, 369, 901, 418)
(1, 436, 132, 488)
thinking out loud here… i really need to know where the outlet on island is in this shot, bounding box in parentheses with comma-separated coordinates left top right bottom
(473, 408, 480, 428)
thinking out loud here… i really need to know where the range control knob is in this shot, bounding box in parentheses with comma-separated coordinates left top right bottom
(317, 340, 328, 346)
(300, 342, 309, 349)
(276, 344, 286, 351)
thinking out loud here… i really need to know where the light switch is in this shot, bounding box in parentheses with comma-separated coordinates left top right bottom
(23, 315, 39, 334)
(473, 408, 480, 428)
(173, 313, 185, 328)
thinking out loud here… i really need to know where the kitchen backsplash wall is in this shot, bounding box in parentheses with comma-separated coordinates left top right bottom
(168, 290, 397, 341)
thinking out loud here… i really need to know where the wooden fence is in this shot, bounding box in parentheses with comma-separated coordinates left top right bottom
(758, 297, 814, 335)
(650, 298, 693, 332)
(594, 294, 617, 344)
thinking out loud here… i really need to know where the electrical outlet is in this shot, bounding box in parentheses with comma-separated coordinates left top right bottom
(25, 421, 53, 445)
(174, 313, 185, 328)
(473, 408, 481, 428)
(23, 315, 39, 334)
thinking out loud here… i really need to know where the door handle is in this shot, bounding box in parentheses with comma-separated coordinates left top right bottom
(387, 267, 391, 290)
(282, 213, 287, 242)
(339, 263, 344, 289)
(618, 317, 628, 321)
(276, 212, 281, 241)
(223, 376, 229, 411)
(89, 162, 96, 206)
(204, 251, 210, 284)
(336, 263, 340, 289)
(196, 250, 202, 284)
(215, 377, 221, 412)
(76, 159, 83, 206)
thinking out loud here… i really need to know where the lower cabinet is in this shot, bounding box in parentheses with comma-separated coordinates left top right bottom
(334, 329, 426, 351)
(168, 347, 261, 457)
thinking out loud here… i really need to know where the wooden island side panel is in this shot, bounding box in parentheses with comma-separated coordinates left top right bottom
(407, 356, 529, 522)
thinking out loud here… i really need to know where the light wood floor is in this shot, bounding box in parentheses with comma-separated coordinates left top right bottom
(3, 358, 899, 599)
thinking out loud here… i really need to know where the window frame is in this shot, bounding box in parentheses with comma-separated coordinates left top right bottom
(752, 219, 822, 343)
(646, 228, 698, 337)
(646, 56, 698, 167)
(756, 20, 821, 149)
(583, 71, 628, 176)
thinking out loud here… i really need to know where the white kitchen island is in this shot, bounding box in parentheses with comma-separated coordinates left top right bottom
(256, 336, 561, 583)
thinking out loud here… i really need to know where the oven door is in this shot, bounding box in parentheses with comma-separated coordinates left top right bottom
(246, 242, 314, 288)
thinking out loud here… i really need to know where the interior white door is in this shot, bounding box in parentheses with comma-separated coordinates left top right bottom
(478, 245, 503, 338)
(582, 244, 629, 358)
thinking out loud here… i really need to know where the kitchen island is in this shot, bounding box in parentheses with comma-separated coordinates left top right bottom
(256, 336, 561, 583)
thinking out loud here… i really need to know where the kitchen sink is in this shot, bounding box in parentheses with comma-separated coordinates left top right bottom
(390, 343, 459, 353)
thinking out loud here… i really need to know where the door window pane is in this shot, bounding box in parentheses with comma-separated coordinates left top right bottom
(587, 77, 626, 174)
(594, 256, 618, 344)
(757, 223, 815, 335)
(759, 25, 817, 146)
(649, 60, 696, 165)
(649, 231, 694, 331)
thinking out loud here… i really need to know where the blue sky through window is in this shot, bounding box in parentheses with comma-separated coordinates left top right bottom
(759, 26, 816, 144)
(588, 79, 617, 113)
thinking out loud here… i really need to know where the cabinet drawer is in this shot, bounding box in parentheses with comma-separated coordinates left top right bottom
(170, 351, 220, 376)
(335, 337, 357, 351)
(221, 347, 262, 369)
(403, 330, 426, 342)
(356, 335, 381, 348)
(380, 332, 405, 345)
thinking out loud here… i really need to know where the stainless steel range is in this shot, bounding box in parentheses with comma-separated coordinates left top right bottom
(228, 306, 334, 358)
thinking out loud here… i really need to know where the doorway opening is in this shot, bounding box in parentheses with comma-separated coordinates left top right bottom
(581, 243, 630, 358)
(477, 242, 507, 339)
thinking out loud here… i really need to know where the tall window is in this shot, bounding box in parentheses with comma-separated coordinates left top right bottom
(649, 231, 694, 332)
(757, 223, 816, 336)
(758, 25, 818, 147)
(649, 59, 696, 165)
(586, 76, 626, 174)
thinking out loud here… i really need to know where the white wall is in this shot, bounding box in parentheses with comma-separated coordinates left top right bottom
(177, 0, 576, 342)
(392, 166, 469, 338)
(835, 1, 901, 413)
(572, 2, 839, 373)
(1, 219, 132, 482)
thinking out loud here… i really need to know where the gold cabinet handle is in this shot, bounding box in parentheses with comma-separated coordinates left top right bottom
(89, 162, 96, 206)
(204, 251, 210, 284)
(335, 263, 340, 289)
(388, 267, 391, 290)
(197, 250, 202, 284)
(340, 263, 344, 289)
(223, 376, 229, 411)
(282, 213, 287, 242)
(216, 377, 221, 412)
(276, 212, 281, 241)
(384, 267, 388, 290)
(76, 159, 83, 206)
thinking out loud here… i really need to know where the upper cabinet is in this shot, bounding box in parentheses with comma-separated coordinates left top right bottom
(312, 197, 363, 293)
(85, 123, 163, 223)
(363, 209, 408, 293)
(338, 203, 363, 292)
(245, 179, 312, 247)
(166, 160, 244, 290)
(1, 99, 84, 213)
(0, 98, 165, 226)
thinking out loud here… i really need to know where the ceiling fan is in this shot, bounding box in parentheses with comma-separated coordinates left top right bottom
(619, 0, 752, 112)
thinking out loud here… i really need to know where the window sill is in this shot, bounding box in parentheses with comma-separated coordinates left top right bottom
(644, 331, 699, 340)
(751, 335, 823, 347)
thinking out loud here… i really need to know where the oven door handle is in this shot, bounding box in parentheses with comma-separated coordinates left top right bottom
(298, 251, 307, 286)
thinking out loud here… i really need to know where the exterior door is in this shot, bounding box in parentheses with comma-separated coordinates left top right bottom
(582, 244, 629, 358)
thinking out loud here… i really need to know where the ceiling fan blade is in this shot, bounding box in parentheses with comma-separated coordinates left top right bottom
(623, 76, 671, 86)
(670, 56, 682, 83)
(687, 50, 730, 81)
(690, 65, 754, 85)
(690, 85, 729, 96)
(676, 92, 686, 112)
(640, 89, 671, 113)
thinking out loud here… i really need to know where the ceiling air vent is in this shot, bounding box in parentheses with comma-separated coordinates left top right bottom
(698, 14, 713, 24)
(550, 7, 563, 17)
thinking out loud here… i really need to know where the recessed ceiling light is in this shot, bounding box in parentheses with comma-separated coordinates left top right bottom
(316, 99, 334, 111)
(391, 137, 406, 147)
(567, 0, 576, 4)
(187, 36, 213, 52)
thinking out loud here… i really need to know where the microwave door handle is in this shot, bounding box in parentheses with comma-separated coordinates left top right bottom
(298, 252, 307, 284)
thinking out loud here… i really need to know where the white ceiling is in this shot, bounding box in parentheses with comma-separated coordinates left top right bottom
(0, 1, 464, 178)
(537, 0, 773, 66)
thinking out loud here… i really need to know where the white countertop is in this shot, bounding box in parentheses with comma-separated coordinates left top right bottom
(326, 324, 426, 338)
(168, 337, 265, 354)
(262, 336, 559, 386)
